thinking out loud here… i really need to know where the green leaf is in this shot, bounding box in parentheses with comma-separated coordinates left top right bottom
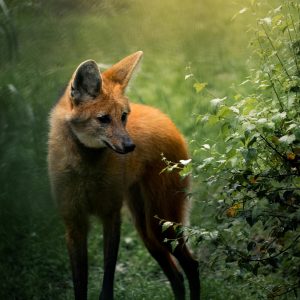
(273, 6, 282, 14)
(247, 136, 257, 148)
(217, 106, 235, 119)
(256, 118, 268, 124)
(241, 97, 258, 114)
(184, 73, 193, 80)
(287, 123, 297, 132)
(229, 106, 239, 114)
(242, 123, 256, 131)
(201, 144, 211, 150)
(287, 94, 296, 108)
(239, 7, 248, 14)
(162, 221, 173, 232)
(258, 30, 267, 37)
(179, 164, 192, 177)
(179, 158, 192, 166)
(259, 17, 272, 25)
(173, 224, 184, 235)
(271, 112, 286, 122)
(211, 97, 226, 108)
(207, 115, 219, 126)
(242, 148, 257, 164)
(197, 157, 214, 170)
(193, 82, 207, 93)
(170, 240, 179, 252)
(278, 134, 296, 144)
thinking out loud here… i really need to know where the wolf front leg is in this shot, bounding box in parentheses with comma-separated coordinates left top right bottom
(99, 211, 121, 300)
(65, 218, 89, 300)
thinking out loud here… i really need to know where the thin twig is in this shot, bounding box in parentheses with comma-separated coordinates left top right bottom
(257, 36, 285, 110)
(249, 234, 300, 262)
(259, 134, 286, 161)
(286, 7, 300, 74)
(261, 24, 292, 80)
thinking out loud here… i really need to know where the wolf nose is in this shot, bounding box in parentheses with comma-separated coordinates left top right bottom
(123, 139, 136, 153)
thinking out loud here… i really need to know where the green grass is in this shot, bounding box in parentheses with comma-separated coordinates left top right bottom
(0, 0, 274, 299)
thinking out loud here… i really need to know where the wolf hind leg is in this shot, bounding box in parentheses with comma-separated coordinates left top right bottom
(127, 183, 186, 300)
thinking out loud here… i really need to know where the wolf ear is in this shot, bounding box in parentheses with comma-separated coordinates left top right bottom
(103, 51, 143, 92)
(71, 60, 102, 104)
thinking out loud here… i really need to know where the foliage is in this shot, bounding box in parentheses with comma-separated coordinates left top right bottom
(187, 1, 300, 298)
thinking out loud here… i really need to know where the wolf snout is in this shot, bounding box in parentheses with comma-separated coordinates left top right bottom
(123, 137, 135, 153)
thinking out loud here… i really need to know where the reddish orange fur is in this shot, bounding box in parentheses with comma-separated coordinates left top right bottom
(48, 51, 200, 300)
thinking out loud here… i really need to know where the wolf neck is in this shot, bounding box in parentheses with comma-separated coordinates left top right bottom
(67, 124, 108, 158)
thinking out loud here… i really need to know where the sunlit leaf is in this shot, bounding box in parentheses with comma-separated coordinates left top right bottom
(273, 6, 282, 13)
(179, 164, 192, 177)
(259, 17, 272, 25)
(210, 97, 226, 108)
(229, 106, 239, 114)
(207, 115, 219, 126)
(271, 112, 286, 122)
(162, 221, 173, 232)
(257, 118, 268, 124)
(239, 7, 248, 14)
(240, 79, 250, 86)
(202, 144, 211, 150)
(184, 73, 193, 80)
(193, 82, 207, 93)
(278, 134, 296, 144)
(287, 123, 297, 131)
(217, 106, 234, 118)
(179, 159, 191, 166)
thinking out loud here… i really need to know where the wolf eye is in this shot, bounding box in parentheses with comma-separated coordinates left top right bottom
(121, 112, 127, 123)
(97, 115, 111, 124)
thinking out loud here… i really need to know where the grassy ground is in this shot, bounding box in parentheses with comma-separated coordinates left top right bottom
(0, 0, 271, 299)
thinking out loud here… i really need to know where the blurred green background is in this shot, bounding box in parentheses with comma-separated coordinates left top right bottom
(0, 0, 269, 299)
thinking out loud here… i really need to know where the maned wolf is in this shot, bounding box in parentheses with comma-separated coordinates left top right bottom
(48, 51, 200, 300)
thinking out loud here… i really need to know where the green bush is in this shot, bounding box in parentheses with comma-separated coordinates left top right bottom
(189, 1, 300, 298)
